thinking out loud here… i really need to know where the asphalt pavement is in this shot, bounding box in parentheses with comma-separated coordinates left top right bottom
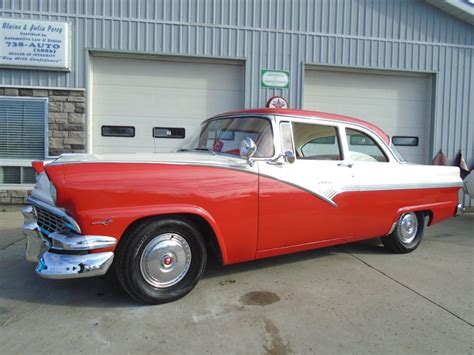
(0, 208, 473, 354)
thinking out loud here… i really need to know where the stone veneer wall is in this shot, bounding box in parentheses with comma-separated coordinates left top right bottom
(0, 87, 86, 204)
(0, 190, 29, 205)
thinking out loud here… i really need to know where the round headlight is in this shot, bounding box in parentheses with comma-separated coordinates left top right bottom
(50, 183, 57, 204)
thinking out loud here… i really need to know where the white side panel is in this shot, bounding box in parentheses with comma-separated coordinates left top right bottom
(259, 160, 462, 207)
(91, 56, 244, 153)
(258, 160, 354, 207)
(303, 70, 432, 164)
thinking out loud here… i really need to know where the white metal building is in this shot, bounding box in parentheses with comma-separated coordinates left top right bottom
(0, 0, 473, 206)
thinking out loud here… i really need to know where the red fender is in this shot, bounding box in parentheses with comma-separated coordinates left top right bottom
(80, 204, 229, 263)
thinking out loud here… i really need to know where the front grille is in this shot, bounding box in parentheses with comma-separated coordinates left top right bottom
(35, 206, 69, 235)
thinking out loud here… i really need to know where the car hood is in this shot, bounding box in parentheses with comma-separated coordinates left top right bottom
(49, 151, 251, 169)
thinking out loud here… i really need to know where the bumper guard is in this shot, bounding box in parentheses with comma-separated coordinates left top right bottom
(455, 203, 465, 217)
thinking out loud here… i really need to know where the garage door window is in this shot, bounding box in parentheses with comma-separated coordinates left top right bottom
(0, 97, 47, 185)
(101, 125, 135, 137)
(346, 128, 388, 162)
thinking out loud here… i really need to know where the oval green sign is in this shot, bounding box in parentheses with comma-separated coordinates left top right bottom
(261, 70, 290, 88)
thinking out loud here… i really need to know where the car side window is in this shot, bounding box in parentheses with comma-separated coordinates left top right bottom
(346, 128, 388, 162)
(292, 122, 342, 160)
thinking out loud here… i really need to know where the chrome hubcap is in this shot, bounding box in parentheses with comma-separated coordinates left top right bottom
(399, 213, 418, 244)
(140, 233, 192, 288)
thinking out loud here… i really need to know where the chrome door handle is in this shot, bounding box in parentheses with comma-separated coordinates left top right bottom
(337, 163, 353, 168)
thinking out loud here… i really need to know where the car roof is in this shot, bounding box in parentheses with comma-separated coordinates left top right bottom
(213, 108, 390, 144)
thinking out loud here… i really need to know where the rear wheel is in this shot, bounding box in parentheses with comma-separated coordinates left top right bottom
(115, 218, 207, 304)
(381, 212, 425, 253)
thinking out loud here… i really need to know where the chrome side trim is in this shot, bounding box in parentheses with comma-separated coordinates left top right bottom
(359, 181, 464, 190)
(26, 196, 81, 233)
(259, 174, 462, 208)
(49, 232, 117, 251)
(36, 252, 114, 279)
(325, 182, 463, 200)
(455, 203, 465, 217)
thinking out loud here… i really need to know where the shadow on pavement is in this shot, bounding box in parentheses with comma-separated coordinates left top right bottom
(0, 239, 389, 308)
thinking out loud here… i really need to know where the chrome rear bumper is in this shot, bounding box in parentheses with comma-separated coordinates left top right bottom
(455, 203, 465, 217)
(22, 204, 116, 279)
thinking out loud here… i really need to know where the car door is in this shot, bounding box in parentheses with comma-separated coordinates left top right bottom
(342, 126, 400, 238)
(257, 119, 356, 253)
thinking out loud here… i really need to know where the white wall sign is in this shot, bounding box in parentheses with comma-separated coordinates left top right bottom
(0, 18, 70, 70)
(261, 69, 290, 88)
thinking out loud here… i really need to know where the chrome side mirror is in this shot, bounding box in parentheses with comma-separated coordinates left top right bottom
(284, 151, 296, 164)
(240, 137, 257, 164)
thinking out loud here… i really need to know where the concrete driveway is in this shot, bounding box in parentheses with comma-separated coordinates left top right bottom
(0, 208, 473, 354)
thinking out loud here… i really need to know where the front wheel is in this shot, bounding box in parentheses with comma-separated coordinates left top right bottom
(381, 212, 425, 253)
(115, 218, 207, 304)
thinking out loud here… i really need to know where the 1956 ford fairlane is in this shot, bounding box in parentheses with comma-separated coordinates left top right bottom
(22, 109, 465, 304)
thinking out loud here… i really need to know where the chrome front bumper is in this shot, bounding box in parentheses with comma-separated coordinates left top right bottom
(22, 204, 116, 279)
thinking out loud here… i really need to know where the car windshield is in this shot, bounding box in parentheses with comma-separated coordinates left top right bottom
(178, 117, 275, 158)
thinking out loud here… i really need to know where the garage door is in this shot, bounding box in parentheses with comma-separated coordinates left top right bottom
(91, 56, 244, 153)
(303, 69, 432, 164)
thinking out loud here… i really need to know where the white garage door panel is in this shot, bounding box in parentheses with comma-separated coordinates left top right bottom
(304, 70, 432, 164)
(304, 71, 428, 101)
(93, 58, 242, 89)
(94, 85, 240, 117)
(308, 98, 429, 128)
(92, 56, 243, 153)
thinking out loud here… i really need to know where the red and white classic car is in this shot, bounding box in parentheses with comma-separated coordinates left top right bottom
(23, 108, 465, 304)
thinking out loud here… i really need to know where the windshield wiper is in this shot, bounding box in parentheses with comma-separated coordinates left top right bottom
(193, 147, 216, 155)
